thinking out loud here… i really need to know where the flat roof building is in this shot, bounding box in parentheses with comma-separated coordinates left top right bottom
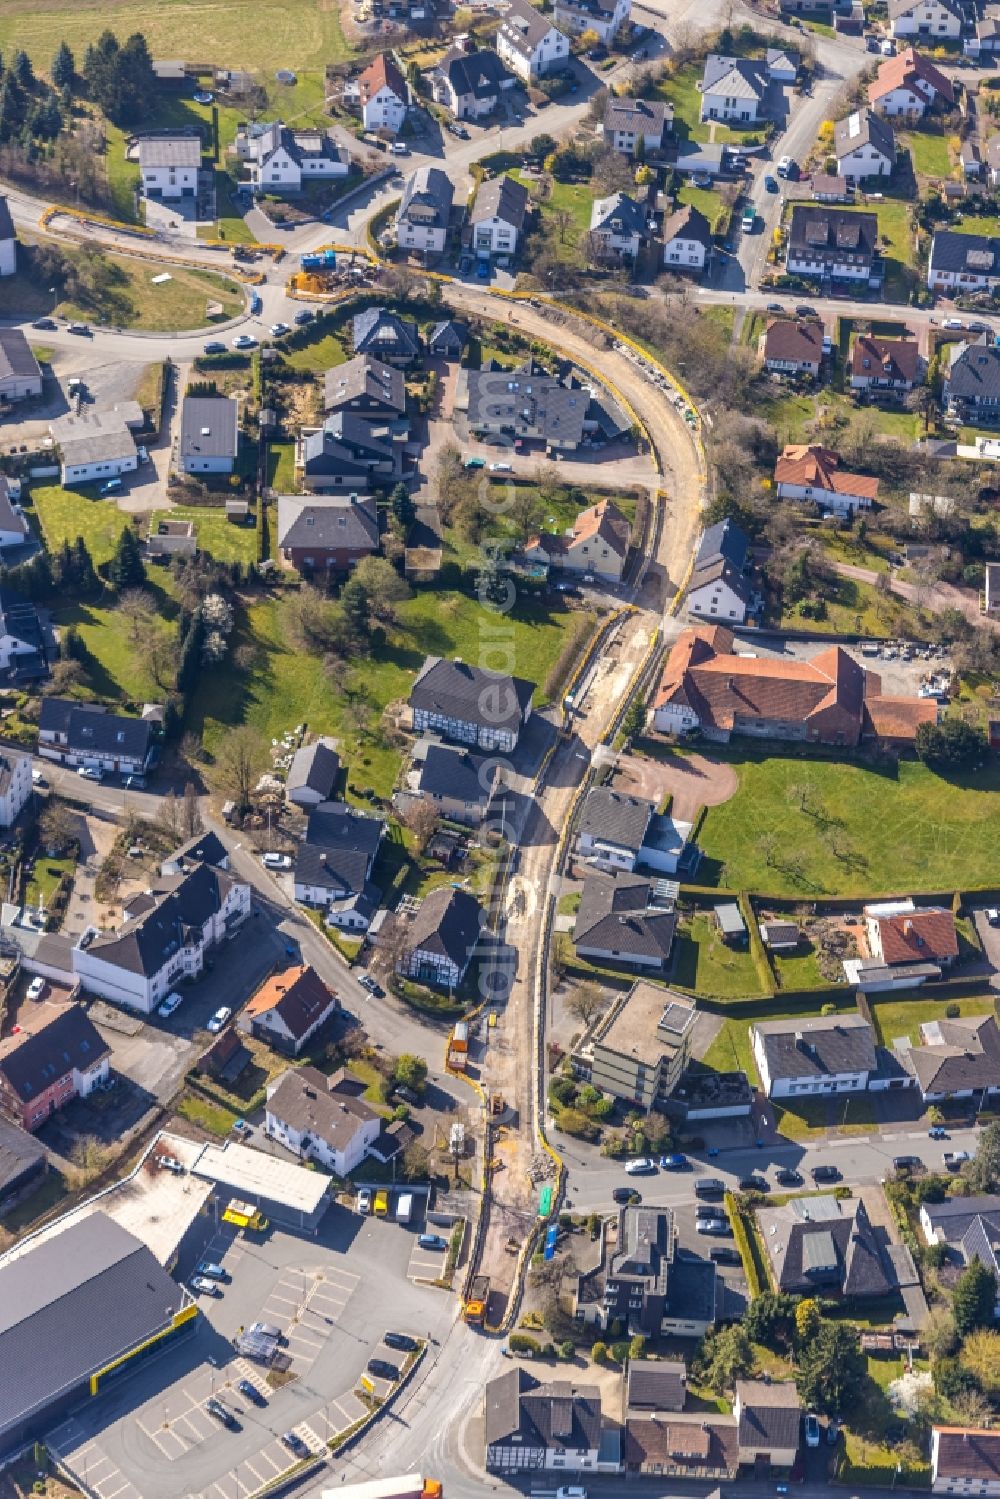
(191, 1139, 332, 1232)
(584, 981, 695, 1108)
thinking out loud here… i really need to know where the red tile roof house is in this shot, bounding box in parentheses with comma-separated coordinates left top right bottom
(850, 333, 923, 393)
(774, 442, 880, 515)
(238, 964, 340, 1057)
(931, 1427, 1000, 1496)
(760, 318, 824, 377)
(864, 899, 959, 967)
(868, 47, 954, 118)
(0, 1005, 110, 1132)
(649, 625, 934, 749)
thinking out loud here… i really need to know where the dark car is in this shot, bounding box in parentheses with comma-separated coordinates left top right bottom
(764, 175, 779, 192)
(281, 1432, 308, 1457)
(893, 1155, 923, 1173)
(795, 305, 817, 318)
(384, 1331, 416, 1352)
(811, 1164, 840, 1182)
(207, 1399, 237, 1429)
(238, 1379, 266, 1406)
(775, 1167, 803, 1186)
(612, 1187, 641, 1205)
(738, 1174, 769, 1193)
(368, 1358, 400, 1381)
(766, 303, 784, 314)
(293, 309, 314, 325)
(31, 317, 56, 330)
(695, 1177, 726, 1196)
(696, 1204, 726, 1221)
(709, 1246, 742, 1266)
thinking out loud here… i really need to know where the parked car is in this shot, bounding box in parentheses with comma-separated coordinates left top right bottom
(98, 478, 123, 495)
(738, 1174, 768, 1193)
(764, 175, 779, 192)
(696, 1205, 727, 1221)
(32, 317, 57, 330)
(261, 852, 292, 870)
(660, 1153, 689, 1170)
(795, 305, 817, 318)
(766, 301, 784, 313)
(238, 1379, 266, 1405)
(203, 341, 226, 354)
(986, 907, 1000, 927)
(695, 1177, 725, 1196)
(367, 1357, 399, 1381)
(281, 1432, 308, 1457)
(612, 1187, 641, 1205)
(805, 1413, 821, 1448)
(811, 1164, 840, 1182)
(696, 1218, 732, 1236)
(359, 973, 384, 997)
(78, 766, 103, 781)
(390, 142, 409, 155)
(191, 1276, 222, 1297)
(489, 461, 512, 473)
(417, 1232, 445, 1249)
(625, 1157, 656, 1176)
(249, 292, 262, 314)
(269, 322, 290, 336)
(463, 456, 485, 469)
(158, 991, 184, 1019)
(357, 1188, 373, 1215)
(943, 317, 965, 330)
(775, 1167, 802, 1186)
(777, 155, 798, 180)
(293, 309, 315, 325)
(196, 1261, 228, 1281)
(928, 1125, 947, 1140)
(709, 1246, 742, 1265)
(157, 1154, 184, 1174)
(232, 333, 258, 350)
(67, 322, 90, 335)
(555, 1489, 588, 1499)
(26, 977, 46, 1001)
(31, 769, 46, 787)
(206, 1005, 232, 1034)
(944, 1150, 970, 1169)
(207, 1399, 237, 1428)
(384, 1331, 416, 1351)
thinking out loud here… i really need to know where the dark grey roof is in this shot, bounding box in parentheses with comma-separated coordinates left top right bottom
(907, 1014, 1000, 1095)
(417, 742, 495, 806)
(787, 205, 878, 262)
(757, 1196, 891, 1297)
(485, 1366, 527, 1446)
(612, 1204, 672, 1281)
(301, 411, 395, 478)
(266, 1065, 378, 1148)
(353, 307, 420, 360)
(397, 165, 454, 229)
(166, 830, 229, 869)
(0, 1114, 45, 1198)
(0, 330, 41, 385)
(961, 1216, 1000, 1282)
(323, 354, 405, 417)
(930, 229, 1000, 278)
(627, 1359, 686, 1412)
(662, 202, 713, 250)
(442, 45, 512, 100)
(39, 698, 152, 763)
(137, 134, 201, 168)
(0, 1005, 110, 1103)
(464, 358, 588, 447)
(180, 396, 238, 461)
(255, 122, 344, 168)
(834, 108, 895, 163)
(277, 493, 379, 552)
(578, 786, 652, 852)
(0, 589, 44, 664)
(0, 196, 14, 242)
(485, 1368, 602, 1453)
(574, 872, 677, 961)
(753, 1015, 876, 1081)
(667, 1255, 717, 1324)
(410, 656, 534, 735)
(404, 886, 483, 969)
(604, 95, 673, 136)
(287, 738, 340, 799)
(697, 518, 749, 573)
(591, 191, 645, 237)
(0, 1211, 186, 1442)
(295, 802, 383, 894)
(428, 319, 467, 354)
(472, 174, 529, 230)
(735, 1380, 802, 1450)
(83, 863, 241, 978)
(497, 0, 560, 57)
(922, 1194, 1000, 1241)
(946, 334, 1000, 403)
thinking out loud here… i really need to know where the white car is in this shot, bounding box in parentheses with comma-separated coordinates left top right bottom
(158, 990, 183, 1019)
(232, 333, 258, 350)
(556, 1488, 588, 1499)
(262, 852, 292, 870)
(31, 769, 46, 787)
(805, 1413, 821, 1448)
(390, 142, 408, 155)
(269, 322, 290, 336)
(489, 461, 512, 473)
(357, 1188, 373, 1215)
(26, 977, 46, 1001)
(78, 766, 103, 781)
(207, 1006, 232, 1034)
(943, 317, 965, 330)
(625, 1157, 656, 1175)
(193, 91, 214, 104)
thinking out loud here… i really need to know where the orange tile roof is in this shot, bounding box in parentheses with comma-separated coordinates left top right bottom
(526, 498, 631, 562)
(862, 694, 937, 742)
(358, 52, 407, 105)
(775, 444, 880, 500)
(871, 906, 959, 965)
(868, 47, 953, 107)
(243, 964, 338, 1040)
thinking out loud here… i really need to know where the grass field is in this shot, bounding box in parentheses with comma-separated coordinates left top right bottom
(677, 183, 728, 234)
(700, 1001, 857, 1081)
(28, 486, 134, 566)
(673, 912, 767, 999)
(903, 129, 953, 180)
(284, 332, 349, 374)
(777, 568, 930, 640)
(770, 939, 828, 990)
(695, 746, 1000, 896)
(952, 214, 1000, 237)
(655, 65, 743, 145)
(870, 994, 997, 1047)
(168, 506, 259, 565)
(0, 248, 243, 330)
(509, 170, 594, 265)
(266, 444, 298, 493)
(762, 389, 920, 446)
(0, 1, 351, 77)
(187, 588, 581, 797)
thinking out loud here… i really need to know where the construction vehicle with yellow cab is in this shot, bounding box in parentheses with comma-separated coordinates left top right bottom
(221, 1198, 269, 1232)
(463, 1274, 490, 1324)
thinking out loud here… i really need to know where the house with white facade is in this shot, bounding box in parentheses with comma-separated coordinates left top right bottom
(523, 497, 631, 583)
(356, 53, 408, 133)
(661, 203, 713, 273)
(686, 518, 752, 624)
(496, 0, 570, 81)
(137, 135, 201, 198)
(733, 1383, 803, 1470)
(0, 331, 43, 406)
(409, 657, 534, 752)
(889, 0, 963, 38)
(285, 738, 340, 808)
(867, 46, 954, 116)
(38, 699, 154, 776)
(699, 54, 769, 124)
(775, 442, 879, 514)
(785, 204, 879, 285)
(394, 166, 453, 256)
(73, 857, 251, 1013)
(864, 899, 958, 968)
(927, 230, 1000, 294)
(434, 45, 514, 119)
(265, 1065, 381, 1176)
(601, 96, 673, 157)
(397, 886, 483, 991)
(0, 197, 16, 278)
(240, 965, 339, 1057)
(834, 108, 895, 183)
(751, 1015, 877, 1098)
(0, 478, 29, 553)
(293, 801, 384, 931)
(485, 1369, 602, 1475)
(469, 174, 529, 259)
(554, 0, 631, 43)
(576, 785, 695, 877)
(0, 1006, 111, 1133)
(931, 1428, 1000, 1496)
(49, 403, 144, 487)
(0, 749, 30, 828)
(177, 395, 239, 476)
(589, 191, 645, 260)
(234, 121, 349, 192)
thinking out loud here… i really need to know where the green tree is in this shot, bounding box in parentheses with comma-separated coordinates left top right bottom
(390, 480, 415, 532)
(960, 1329, 1000, 1395)
(796, 1322, 865, 1415)
(795, 1298, 821, 1347)
(743, 1291, 799, 1351)
(915, 717, 988, 771)
(965, 1119, 1000, 1194)
(108, 525, 146, 589)
(591, 1341, 608, 1364)
(393, 1054, 428, 1092)
(341, 578, 370, 641)
(952, 1259, 997, 1337)
(13, 50, 33, 88)
(351, 555, 410, 621)
(51, 41, 75, 89)
(629, 1334, 646, 1360)
(701, 1325, 755, 1394)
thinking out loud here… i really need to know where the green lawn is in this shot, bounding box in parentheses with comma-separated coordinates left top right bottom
(188, 588, 583, 797)
(761, 389, 919, 446)
(283, 332, 349, 374)
(903, 129, 952, 179)
(29, 486, 134, 566)
(770, 939, 828, 990)
(816, 201, 914, 301)
(700, 1002, 857, 1082)
(777, 568, 930, 640)
(677, 183, 728, 234)
(870, 994, 997, 1048)
(176, 1092, 238, 1137)
(509, 170, 595, 265)
(654, 64, 752, 145)
(695, 746, 1000, 896)
(951, 214, 1000, 237)
(266, 444, 298, 493)
(24, 853, 74, 911)
(672, 913, 767, 999)
(168, 506, 259, 565)
(0, 246, 243, 330)
(54, 596, 178, 701)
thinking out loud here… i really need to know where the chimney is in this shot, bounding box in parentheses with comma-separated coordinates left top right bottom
(904, 918, 913, 934)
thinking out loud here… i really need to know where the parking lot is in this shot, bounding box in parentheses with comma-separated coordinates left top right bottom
(51, 1202, 455, 1499)
(671, 1198, 749, 1323)
(739, 635, 951, 697)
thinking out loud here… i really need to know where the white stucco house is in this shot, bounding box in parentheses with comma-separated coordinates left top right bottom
(751, 1016, 877, 1099)
(265, 1066, 382, 1177)
(234, 121, 349, 191)
(496, 0, 570, 81)
(137, 135, 201, 198)
(356, 53, 409, 133)
(889, 0, 963, 38)
(554, 0, 631, 43)
(0, 197, 16, 277)
(834, 109, 895, 184)
(0, 749, 31, 828)
(662, 203, 713, 273)
(394, 166, 454, 256)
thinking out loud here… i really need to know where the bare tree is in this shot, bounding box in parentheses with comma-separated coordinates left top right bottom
(401, 796, 438, 855)
(39, 798, 77, 854)
(182, 783, 203, 839)
(371, 912, 412, 980)
(117, 588, 155, 644)
(158, 790, 180, 840)
(216, 726, 267, 813)
(567, 980, 605, 1029)
(137, 620, 178, 692)
(552, 207, 574, 244)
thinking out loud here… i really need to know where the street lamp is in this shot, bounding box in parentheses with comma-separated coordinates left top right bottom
(48, 286, 57, 316)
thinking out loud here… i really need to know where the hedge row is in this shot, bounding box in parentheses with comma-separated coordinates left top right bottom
(185, 1068, 268, 1118)
(726, 1190, 764, 1299)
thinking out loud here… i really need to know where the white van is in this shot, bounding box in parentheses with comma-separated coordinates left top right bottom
(396, 1192, 413, 1223)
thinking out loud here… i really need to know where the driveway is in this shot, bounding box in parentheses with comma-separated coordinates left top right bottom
(973, 908, 1000, 989)
(622, 748, 738, 822)
(60, 811, 119, 938)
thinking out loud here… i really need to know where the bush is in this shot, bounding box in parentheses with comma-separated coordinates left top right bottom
(559, 1339, 575, 1360)
(509, 1334, 541, 1356)
(946, 1002, 961, 1019)
(591, 1340, 608, 1363)
(610, 1340, 629, 1364)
